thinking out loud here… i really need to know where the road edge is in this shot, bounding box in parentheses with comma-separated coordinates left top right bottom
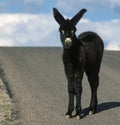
(0, 68, 21, 125)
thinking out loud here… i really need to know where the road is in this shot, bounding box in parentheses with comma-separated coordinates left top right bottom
(0, 47, 120, 125)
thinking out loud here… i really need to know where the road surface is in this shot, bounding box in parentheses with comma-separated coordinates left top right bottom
(0, 47, 120, 125)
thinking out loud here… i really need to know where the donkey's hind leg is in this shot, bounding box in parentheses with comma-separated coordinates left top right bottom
(86, 72, 99, 115)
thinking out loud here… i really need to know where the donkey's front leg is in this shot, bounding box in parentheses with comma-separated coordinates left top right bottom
(65, 81, 74, 118)
(64, 63, 75, 118)
(75, 83, 82, 119)
(74, 71, 83, 120)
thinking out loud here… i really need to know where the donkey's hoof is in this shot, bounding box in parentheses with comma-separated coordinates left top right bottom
(76, 115, 81, 120)
(65, 115, 71, 119)
(89, 111, 94, 115)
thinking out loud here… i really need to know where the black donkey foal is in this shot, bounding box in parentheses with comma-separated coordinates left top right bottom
(53, 8, 104, 119)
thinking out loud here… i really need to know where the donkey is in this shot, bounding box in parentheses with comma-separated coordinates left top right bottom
(53, 8, 104, 119)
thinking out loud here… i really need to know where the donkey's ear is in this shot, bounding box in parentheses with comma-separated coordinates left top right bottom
(53, 8, 65, 25)
(71, 8, 87, 25)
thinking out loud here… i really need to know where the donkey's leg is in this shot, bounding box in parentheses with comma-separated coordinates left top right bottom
(74, 72, 83, 119)
(74, 83, 82, 119)
(65, 82, 74, 118)
(64, 63, 75, 118)
(87, 73, 99, 114)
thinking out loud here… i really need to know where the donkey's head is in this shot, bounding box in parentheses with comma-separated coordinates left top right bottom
(53, 8, 87, 49)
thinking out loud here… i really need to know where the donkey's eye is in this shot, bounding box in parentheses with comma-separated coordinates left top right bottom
(61, 30, 65, 34)
(71, 30, 75, 34)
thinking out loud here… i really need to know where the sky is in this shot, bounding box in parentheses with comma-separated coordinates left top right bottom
(0, 0, 120, 50)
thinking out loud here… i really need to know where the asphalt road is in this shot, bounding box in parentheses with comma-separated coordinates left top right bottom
(0, 47, 120, 125)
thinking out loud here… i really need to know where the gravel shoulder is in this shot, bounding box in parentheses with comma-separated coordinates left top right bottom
(0, 76, 12, 125)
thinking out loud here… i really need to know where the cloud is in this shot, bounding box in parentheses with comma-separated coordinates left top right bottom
(0, 13, 119, 50)
(56, 0, 120, 16)
(106, 42, 120, 50)
(56, 0, 120, 9)
(56, 0, 100, 11)
(76, 19, 120, 50)
(0, 13, 60, 46)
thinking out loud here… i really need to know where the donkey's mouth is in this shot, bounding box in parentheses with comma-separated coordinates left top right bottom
(64, 43, 72, 49)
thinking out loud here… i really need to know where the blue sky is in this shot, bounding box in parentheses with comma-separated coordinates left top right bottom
(0, 0, 119, 20)
(0, 0, 120, 50)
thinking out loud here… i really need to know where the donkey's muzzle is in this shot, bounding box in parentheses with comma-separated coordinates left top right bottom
(64, 38, 72, 49)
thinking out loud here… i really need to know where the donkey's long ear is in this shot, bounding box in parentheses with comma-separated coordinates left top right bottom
(53, 8, 65, 25)
(71, 8, 87, 25)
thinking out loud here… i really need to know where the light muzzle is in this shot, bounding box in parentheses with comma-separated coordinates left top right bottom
(64, 37, 72, 48)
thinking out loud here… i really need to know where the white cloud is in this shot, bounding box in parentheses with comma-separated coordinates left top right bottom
(0, 39, 14, 46)
(106, 42, 120, 50)
(56, 0, 102, 14)
(0, 13, 60, 46)
(0, 13, 120, 50)
(77, 19, 120, 50)
(56, 0, 120, 14)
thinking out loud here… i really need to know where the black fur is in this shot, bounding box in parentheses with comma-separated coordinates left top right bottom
(53, 8, 104, 118)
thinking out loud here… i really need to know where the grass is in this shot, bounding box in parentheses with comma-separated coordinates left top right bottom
(0, 78, 13, 125)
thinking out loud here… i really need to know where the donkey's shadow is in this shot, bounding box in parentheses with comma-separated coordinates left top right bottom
(82, 102, 120, 117)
